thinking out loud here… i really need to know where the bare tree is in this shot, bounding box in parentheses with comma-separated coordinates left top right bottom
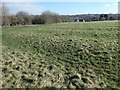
(1, 2, 10, 26)
(16, 11, 31, 25)
(42, 10, 61, 24)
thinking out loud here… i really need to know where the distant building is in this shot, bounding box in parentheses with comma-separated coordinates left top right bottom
(74, 17, 85, 22)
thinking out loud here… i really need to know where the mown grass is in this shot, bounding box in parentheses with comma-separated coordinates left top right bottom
(2, 20, 119, 88)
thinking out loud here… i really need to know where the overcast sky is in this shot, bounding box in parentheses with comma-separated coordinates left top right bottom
(4, 1, 119, 15)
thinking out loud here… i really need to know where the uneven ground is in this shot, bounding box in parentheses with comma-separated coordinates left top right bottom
(2, 21, 119, 88)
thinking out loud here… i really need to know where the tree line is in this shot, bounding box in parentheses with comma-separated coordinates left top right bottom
(1, 3, 65, 26)
(1, 3, 118, 27)
(2, 10, 63, 26)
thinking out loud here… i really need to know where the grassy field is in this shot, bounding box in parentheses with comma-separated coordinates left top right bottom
(2, 21, 119, 88)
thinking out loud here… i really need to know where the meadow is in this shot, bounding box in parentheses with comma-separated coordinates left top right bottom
(2, 21, 119, 88)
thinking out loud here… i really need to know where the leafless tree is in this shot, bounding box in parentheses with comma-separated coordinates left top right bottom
(42, 10, 61, 24)
(16, 11, 31, 25)
(1, 2, 10, 26)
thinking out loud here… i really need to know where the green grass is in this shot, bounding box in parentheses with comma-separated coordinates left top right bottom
(2, 20, 119, 88)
